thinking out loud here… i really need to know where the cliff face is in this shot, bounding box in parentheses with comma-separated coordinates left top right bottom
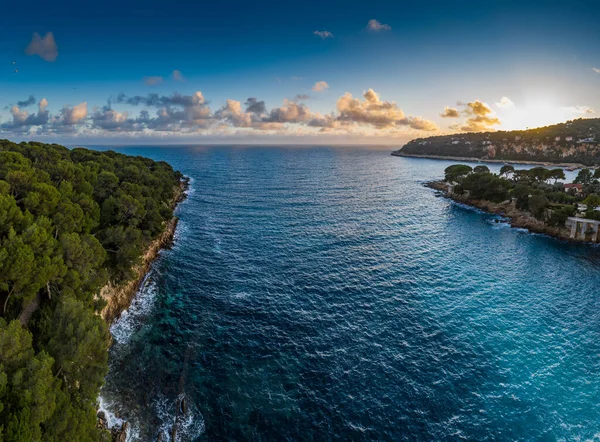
(100, 179, 188, 324)
(397, 118, 600, 165)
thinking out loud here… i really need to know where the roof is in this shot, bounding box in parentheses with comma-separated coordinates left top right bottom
(564, 183, 583, 189)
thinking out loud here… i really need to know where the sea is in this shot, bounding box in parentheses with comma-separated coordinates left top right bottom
(93, 145, 600, 441)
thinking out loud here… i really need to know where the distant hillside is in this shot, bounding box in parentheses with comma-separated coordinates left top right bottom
(395, 118, 600, 166)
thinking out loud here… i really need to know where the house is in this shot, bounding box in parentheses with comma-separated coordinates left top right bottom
(566, 136, 573, 142)
(577, 137, 595, 143)
(564, 183, 583, 194)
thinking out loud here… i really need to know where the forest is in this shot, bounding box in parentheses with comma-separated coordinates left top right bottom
(0, 140, 183, 441)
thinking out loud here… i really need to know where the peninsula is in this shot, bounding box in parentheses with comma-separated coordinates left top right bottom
(393, 118, 600, 166)
(429, 163, 600, 243)
(0, 140, 187, 441)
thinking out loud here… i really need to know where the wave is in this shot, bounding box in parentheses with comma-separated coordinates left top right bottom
(155, 393, 206, 442)
(110, 274, 159, 345)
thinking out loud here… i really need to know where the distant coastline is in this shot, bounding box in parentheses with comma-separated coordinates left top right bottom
(391, 151, 591, 168)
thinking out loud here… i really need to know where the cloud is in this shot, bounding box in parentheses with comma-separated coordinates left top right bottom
(314, 30, 333, 39)
(57, 102, 88, 125)
(294, 94, 311, 101)
(215, 99, 254, 128)
(440, 106, 460, 118)
(16, 96, 37, 108)
(117, 91, 213, 131)
(563, 105, 594, 114)
(172, 70, 185, 81)
(264, 99, 312, 124)
(496, 96, 515, 109)
(144, 76, 164, 86)
(245, 97, 266, 114)
(367, 20, 391, 32)
(1, 98, 50, 131)
(25, 32, 58, 62)
(90, 107, 141, 131)
(459, 100, 500, 132)
(312, 81, 329, 92)
(336, 89, 437, 131)
(1, 89, 438, 138)
(116, 91, 207, 108)
(593, 67, 600, 74)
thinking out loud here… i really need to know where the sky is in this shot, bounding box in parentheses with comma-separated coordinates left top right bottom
(1, 0, 600, 145)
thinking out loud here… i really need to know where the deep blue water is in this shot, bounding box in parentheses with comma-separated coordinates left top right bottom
(96, 146, 600, 441)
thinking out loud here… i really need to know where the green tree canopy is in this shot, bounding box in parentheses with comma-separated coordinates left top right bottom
(444, 164, 472, 182)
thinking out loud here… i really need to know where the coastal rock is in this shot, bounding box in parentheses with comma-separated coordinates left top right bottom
(111, 422, 129, 442)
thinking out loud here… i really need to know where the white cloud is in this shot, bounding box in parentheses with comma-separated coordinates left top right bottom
(336, 88, 437, 131)
(314, 30, 333, 39)
(496, 96, 515, 109)
(58, 102, 88, 125)
(312, 81, 329, 92)
(440, 106, 460, 118)
(25, 32, 58, 62)
(563, 105, 594, 114)
(367, 20, 391, 32)
(0, 89, 439, 138)
(593, 67, 600, 74)
(458, 100, 500, 132)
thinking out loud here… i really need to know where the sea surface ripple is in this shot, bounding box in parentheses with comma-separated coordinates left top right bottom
(98, 146, 600, 441)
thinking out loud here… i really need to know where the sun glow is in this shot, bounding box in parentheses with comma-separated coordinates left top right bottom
(498, 101, 594, 131)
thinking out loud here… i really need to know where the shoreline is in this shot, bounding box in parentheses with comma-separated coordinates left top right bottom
(392, 151, 592, 168)
(97, 176, 190, 441)
(425, 180, 594, 245)
(100, 177, 189, 324)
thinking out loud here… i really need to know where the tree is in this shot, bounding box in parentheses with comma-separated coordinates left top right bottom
(528, 194, 549, 219)
(473, 165, 490, 174)
(528, 167, 550, 183)
(459, 172, 511, 202)
(0, 319, 58, 441)
(444, 164, 472, 182)
(499, 164, 515, 178)
(575, 168, 593, 185)
(583, 194, 600, 210)
(39, 298, 109, 402)
(547, 169, 566, 184)
(513, 170, 532, 184)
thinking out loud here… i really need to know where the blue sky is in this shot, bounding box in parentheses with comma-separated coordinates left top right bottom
(1, 0, 600, 144)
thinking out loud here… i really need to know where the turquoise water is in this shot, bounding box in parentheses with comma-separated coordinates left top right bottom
(97, 146, 600, 441)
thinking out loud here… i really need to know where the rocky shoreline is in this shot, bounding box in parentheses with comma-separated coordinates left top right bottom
(97, 177, 190, 441)
(393, 151, 592, 168)
(425, 180, 591, 244)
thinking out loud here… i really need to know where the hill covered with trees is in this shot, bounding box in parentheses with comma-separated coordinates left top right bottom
(0, 140, 184, 441)
(396, 118, 600, 165)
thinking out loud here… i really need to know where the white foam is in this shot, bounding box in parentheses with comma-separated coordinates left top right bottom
(154, 393, 206, 441)
(110, 274, 159, 345)
(97, 395, 141, 442)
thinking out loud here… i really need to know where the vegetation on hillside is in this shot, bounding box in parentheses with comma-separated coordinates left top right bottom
(443, 164, 600, 227)
(0, 140, 183, 441)
(400, 118, 600, 165)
